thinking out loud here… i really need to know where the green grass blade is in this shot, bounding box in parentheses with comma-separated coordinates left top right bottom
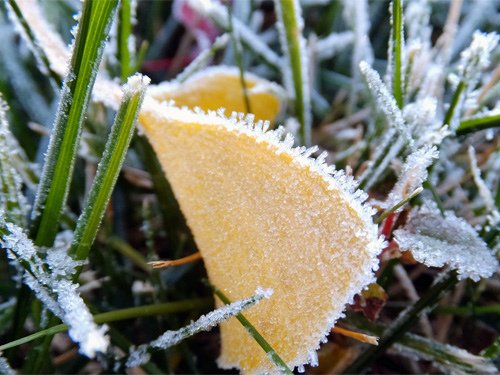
(456, 113, 500, 135)
(212, 286, 293, 374)
(30, 0, 119, 247)
(70, 75, 149, 262)
(375, 187, 423, 224)
(275, 0, 311, 146)
(443, 80, 465, 128)
(391, 0, 403, 108)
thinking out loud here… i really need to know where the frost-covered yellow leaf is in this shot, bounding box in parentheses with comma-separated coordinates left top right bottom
(138, 99, 383, 373)
(148, 66, 284, 122)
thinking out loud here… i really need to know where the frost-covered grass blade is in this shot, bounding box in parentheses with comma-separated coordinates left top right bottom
(30, 0, 119, 247)
(70, 74, 149, 262)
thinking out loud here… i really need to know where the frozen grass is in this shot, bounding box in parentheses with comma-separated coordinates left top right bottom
(0, 0, 498, 373)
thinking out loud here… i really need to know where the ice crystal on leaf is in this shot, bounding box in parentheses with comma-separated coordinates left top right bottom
(394, 202, 498, 281)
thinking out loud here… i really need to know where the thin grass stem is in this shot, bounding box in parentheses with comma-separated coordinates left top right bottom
(391, 0, 404, 108)
(275, 0, 311, 146)
(375, 187, 423, 224)
(456, 113, 500, 135)
(443, 80, 465, 127)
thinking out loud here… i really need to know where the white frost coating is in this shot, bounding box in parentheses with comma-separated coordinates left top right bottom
(186, 0, 281, 68)
(468, 146, 500, 225)
(314, 31, 355, 61)
(457, 31, 499, 87)
(126, 288, 270, 368)
(359, 61, 413, 147)
(124, 74, 151, 96)
(55, 280, 110, 358)
(1, 223, 109, 358)
(394, 202, 498, 281)
(0, 354, 16, 375)
(383, 145, 438, 209)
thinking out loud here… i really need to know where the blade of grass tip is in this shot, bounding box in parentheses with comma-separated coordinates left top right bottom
(69, 74, 150, 263)
(118, 0, 133, 82)
(211, 286, 293, 374)
(391, 0, 404, 108)
(275, 0, 312, 146)
(344, 270, 459, 374)
(30, 0, 119, 247)
(5, 0, 62, 88)
(0, 299, 211, 352)
(134, 40, 149, 73)
(456, 112, 500, 135)
(226, 1, 252, 114)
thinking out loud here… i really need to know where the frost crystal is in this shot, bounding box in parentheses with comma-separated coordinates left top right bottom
(457, 32, 499, 87)
(394, 202, 498, 281)
(359, 61, 412, 146)
(1, 224, 109, 358)
(383, 145, 438, 209)
(127, 288, 270, 368)
(56, 280, 109, 358)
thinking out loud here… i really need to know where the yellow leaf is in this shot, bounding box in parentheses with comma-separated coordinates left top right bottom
(148, 66, 284, 122)
(138, 101, 383, 373)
